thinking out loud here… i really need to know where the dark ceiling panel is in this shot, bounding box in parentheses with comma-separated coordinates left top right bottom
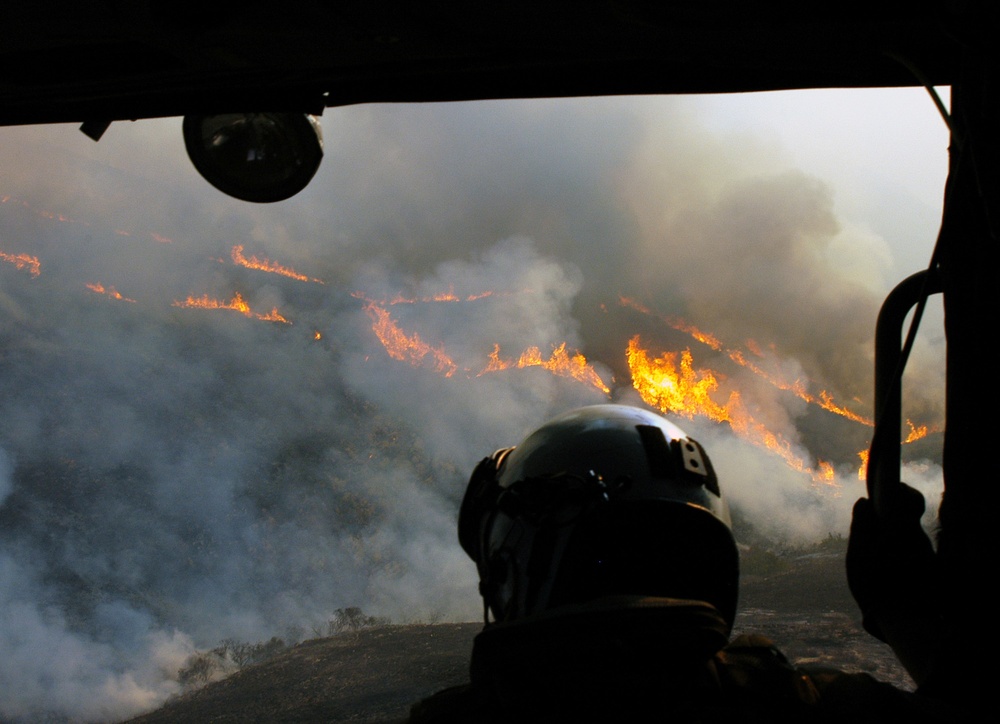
(0, 1, 964, 126)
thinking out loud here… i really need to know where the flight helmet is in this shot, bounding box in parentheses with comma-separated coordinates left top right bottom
(458, 404, 739, 630)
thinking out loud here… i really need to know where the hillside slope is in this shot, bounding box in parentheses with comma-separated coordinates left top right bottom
(127, 553, 910, 723)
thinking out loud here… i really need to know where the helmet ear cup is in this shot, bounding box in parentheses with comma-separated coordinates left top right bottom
(459, 448, 514, 561)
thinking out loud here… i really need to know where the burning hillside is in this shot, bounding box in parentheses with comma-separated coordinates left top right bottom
(0, 93, 946, 723)
(352, 284, 935, 490)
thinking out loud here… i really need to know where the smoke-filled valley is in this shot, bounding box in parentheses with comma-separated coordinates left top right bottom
(0, 92, 947, 721)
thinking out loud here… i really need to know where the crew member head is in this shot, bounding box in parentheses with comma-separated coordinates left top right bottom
(458, 404, 739, 632)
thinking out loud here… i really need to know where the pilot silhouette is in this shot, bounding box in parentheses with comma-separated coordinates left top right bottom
(409, 404, 963, 722)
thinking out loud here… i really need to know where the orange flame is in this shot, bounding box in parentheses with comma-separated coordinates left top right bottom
(172, 292, 291, 324)
(466, 291, 496, 301)
(478, 343, 610, 394)
(86, 282, 135, 303)
(729, 346, 874, 426)
(0, 250, 41, 277)
(814, 390, 874, 426)
(257, 307, 291, 324)
(620, 296, 873, 426)
(368, 288, 505, 305)
(627, 336, 833, 484)
(358, 296, 608, 391)
(814, 460, 837, 488)
(362, 301, 458, 376)
(618, 296, 722, 350)
(856, 420, 939, 483)
(231, 245, 323, 284)
(904, 419, 931, 443)
(429, 289, 461, 302)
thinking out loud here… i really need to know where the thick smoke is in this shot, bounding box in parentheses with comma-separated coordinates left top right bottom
(0, 93, 946, 720)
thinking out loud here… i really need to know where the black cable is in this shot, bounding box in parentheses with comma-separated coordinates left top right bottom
(866, 74, 951, 505)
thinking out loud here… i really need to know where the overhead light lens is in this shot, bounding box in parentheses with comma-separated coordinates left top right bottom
(183, 113, 323, 203)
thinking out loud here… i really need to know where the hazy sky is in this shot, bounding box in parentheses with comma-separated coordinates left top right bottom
(0, 87, 950, 721)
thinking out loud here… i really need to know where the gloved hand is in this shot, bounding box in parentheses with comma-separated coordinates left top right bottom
(846, 482, 939, 643)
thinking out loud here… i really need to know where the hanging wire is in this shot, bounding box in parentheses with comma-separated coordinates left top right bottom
(866, 55, 953, 503)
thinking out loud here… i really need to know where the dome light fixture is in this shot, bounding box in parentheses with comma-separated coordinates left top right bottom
(183, 112, 323, 203)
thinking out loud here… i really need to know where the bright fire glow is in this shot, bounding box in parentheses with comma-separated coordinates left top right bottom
(620, 296, 873, 426)
(619, 296, 722, 350)
(627, 336, 836, 485)
(86, 282, 135, 303)
(172, 292, 291, 324)
(728, 349, 875, 426)
(0, 187, 939, 492)
(854, 418, 938, 483)
(376, 289, 506, 305)
(904, 418, 935, 443)
(478, 343, 611, 394)
(362, 300, 458, 377)
(231, 245, 323, 284)
(358, 295, 609, 391)
(0, 249, 41, 277)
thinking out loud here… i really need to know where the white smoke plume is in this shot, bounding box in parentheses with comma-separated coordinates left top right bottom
(0, 91, 946, 720)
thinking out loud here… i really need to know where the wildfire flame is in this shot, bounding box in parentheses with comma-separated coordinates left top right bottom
(904, 418, 934, 443)
(815, 460, 836, 484)
(172, 292, 291, 324)
(478, 343, 611, 394)
(618, 296, 722, 350)
(359, 295, 609, 392)
(728, 349, 875, 426)
(0, 187, 939, 492)
(854, 418, 939, 482)
(369, 289, 506, 305)
(0, 249, 41, 277)
(626, 336, 836, 485)
(86, 282, 135, 303)
(231, 245, 323, 284)
(357, 290, 931, 487)
(362, 300, 458, 376)
(620, 296, 873, 426)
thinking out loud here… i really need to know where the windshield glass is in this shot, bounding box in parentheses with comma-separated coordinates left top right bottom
(0, 88, 947, 721)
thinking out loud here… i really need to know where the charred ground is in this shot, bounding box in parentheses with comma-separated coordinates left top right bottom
(126, 548, 909, 724)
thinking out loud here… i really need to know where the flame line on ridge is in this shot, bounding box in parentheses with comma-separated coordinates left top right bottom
(358, 295, 610, 393)
(230, 245, 324, 284)
(172, 292, 291, 324)
(619, 296, 876, 426)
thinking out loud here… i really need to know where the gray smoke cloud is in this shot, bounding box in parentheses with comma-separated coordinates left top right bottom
(0, 94, 945, 720)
